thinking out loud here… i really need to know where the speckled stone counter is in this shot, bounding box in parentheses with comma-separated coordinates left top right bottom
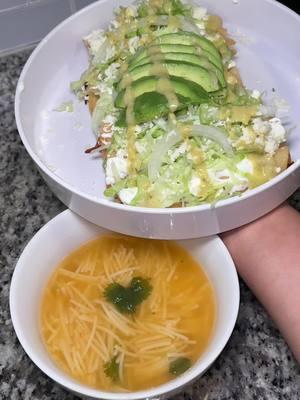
(0, 51, 300, 400)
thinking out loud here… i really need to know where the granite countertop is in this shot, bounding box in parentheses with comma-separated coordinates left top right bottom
(1, 50, 300, 400)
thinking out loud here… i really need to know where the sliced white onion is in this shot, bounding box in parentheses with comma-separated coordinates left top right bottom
(148, 129, 182, 181)
(148, 124, 233, 181)
(190, 124, 234, 156)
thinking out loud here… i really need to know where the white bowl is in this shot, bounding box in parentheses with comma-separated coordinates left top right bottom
(9, 210, 239, 400)
(15, 0, 300, 239)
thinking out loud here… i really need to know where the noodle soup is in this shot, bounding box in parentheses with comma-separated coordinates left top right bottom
(40, 235, 216, 392)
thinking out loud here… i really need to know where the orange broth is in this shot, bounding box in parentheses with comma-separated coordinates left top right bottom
(40, 235, 216, 391)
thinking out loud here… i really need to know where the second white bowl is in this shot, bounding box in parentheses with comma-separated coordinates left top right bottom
(10, 209, 239, 399)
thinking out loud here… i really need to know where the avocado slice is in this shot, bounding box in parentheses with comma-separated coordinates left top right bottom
(134, 92, 170, 123)
(128, 52, 226, 88)
(153, 32, 222, 63)
(117, 92, 188, 125)
(129, 44, 223, 71)
(120, 61, 220, 92)
(115, 76, 210, 108)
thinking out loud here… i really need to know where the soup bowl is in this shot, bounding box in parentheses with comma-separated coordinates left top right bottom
(14, 0, 300, 239)
(10, 210, 239, 399)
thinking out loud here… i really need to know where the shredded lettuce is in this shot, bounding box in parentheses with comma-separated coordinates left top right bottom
(137, 0, 192, 18)
(91, 93, 114, 136)
(70, 65, 102, 98)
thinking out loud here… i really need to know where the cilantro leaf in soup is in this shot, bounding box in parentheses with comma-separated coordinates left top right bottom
(104, 356, 119, 382)
(169, 357, 192, 376)
(130, 277, 152, 303)
(104, 277, 152, 314)
(104, 282, 135, 314)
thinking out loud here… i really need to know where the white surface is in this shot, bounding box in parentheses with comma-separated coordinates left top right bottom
(9, 209, 240, 400)
(15, 0, 300, 239)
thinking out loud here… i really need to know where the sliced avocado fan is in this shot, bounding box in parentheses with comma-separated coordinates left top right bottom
(115, 31, 227, 124)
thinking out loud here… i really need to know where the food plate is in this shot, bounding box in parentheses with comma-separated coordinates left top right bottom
(15, 0, 300, 239)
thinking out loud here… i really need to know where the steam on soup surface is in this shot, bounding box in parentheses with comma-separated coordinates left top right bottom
(40, 235, 216, 392)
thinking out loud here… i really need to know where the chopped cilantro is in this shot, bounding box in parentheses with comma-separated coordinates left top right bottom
(130, 277, 152, 302)
(104, 355, 119, 382)
(169, 357, 192, 376)
(104, 276, 152, 314)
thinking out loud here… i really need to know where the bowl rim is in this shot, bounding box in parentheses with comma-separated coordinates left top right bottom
(9, 209, 240, 399)
(14, 0, 300, 216)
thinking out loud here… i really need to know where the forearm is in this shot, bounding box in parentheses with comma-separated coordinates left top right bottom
(221, 203, 300, 363)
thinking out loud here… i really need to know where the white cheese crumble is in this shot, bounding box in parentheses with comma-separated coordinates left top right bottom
(119, 187, 138, 204)
(104, 62, 120, 81)
(105, 45, 116, 61)
(168, 142, 187, 162)
(253, 118, 271, 135)
(236, 158, 254, 174)
(228, 60, 236, 69)
(83, 30, 106, 56)
(105, 149, 128, 185)
(193, 7, 207, 20)
(251, 90, 261, 99)
(240, 127, 254, 144)
(249, 117, 286, 153)
(264, 117, 286, 154)
(189, 174, 202, 197)
(128, 36, 140, 54)
(97, 82, 113, 96)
